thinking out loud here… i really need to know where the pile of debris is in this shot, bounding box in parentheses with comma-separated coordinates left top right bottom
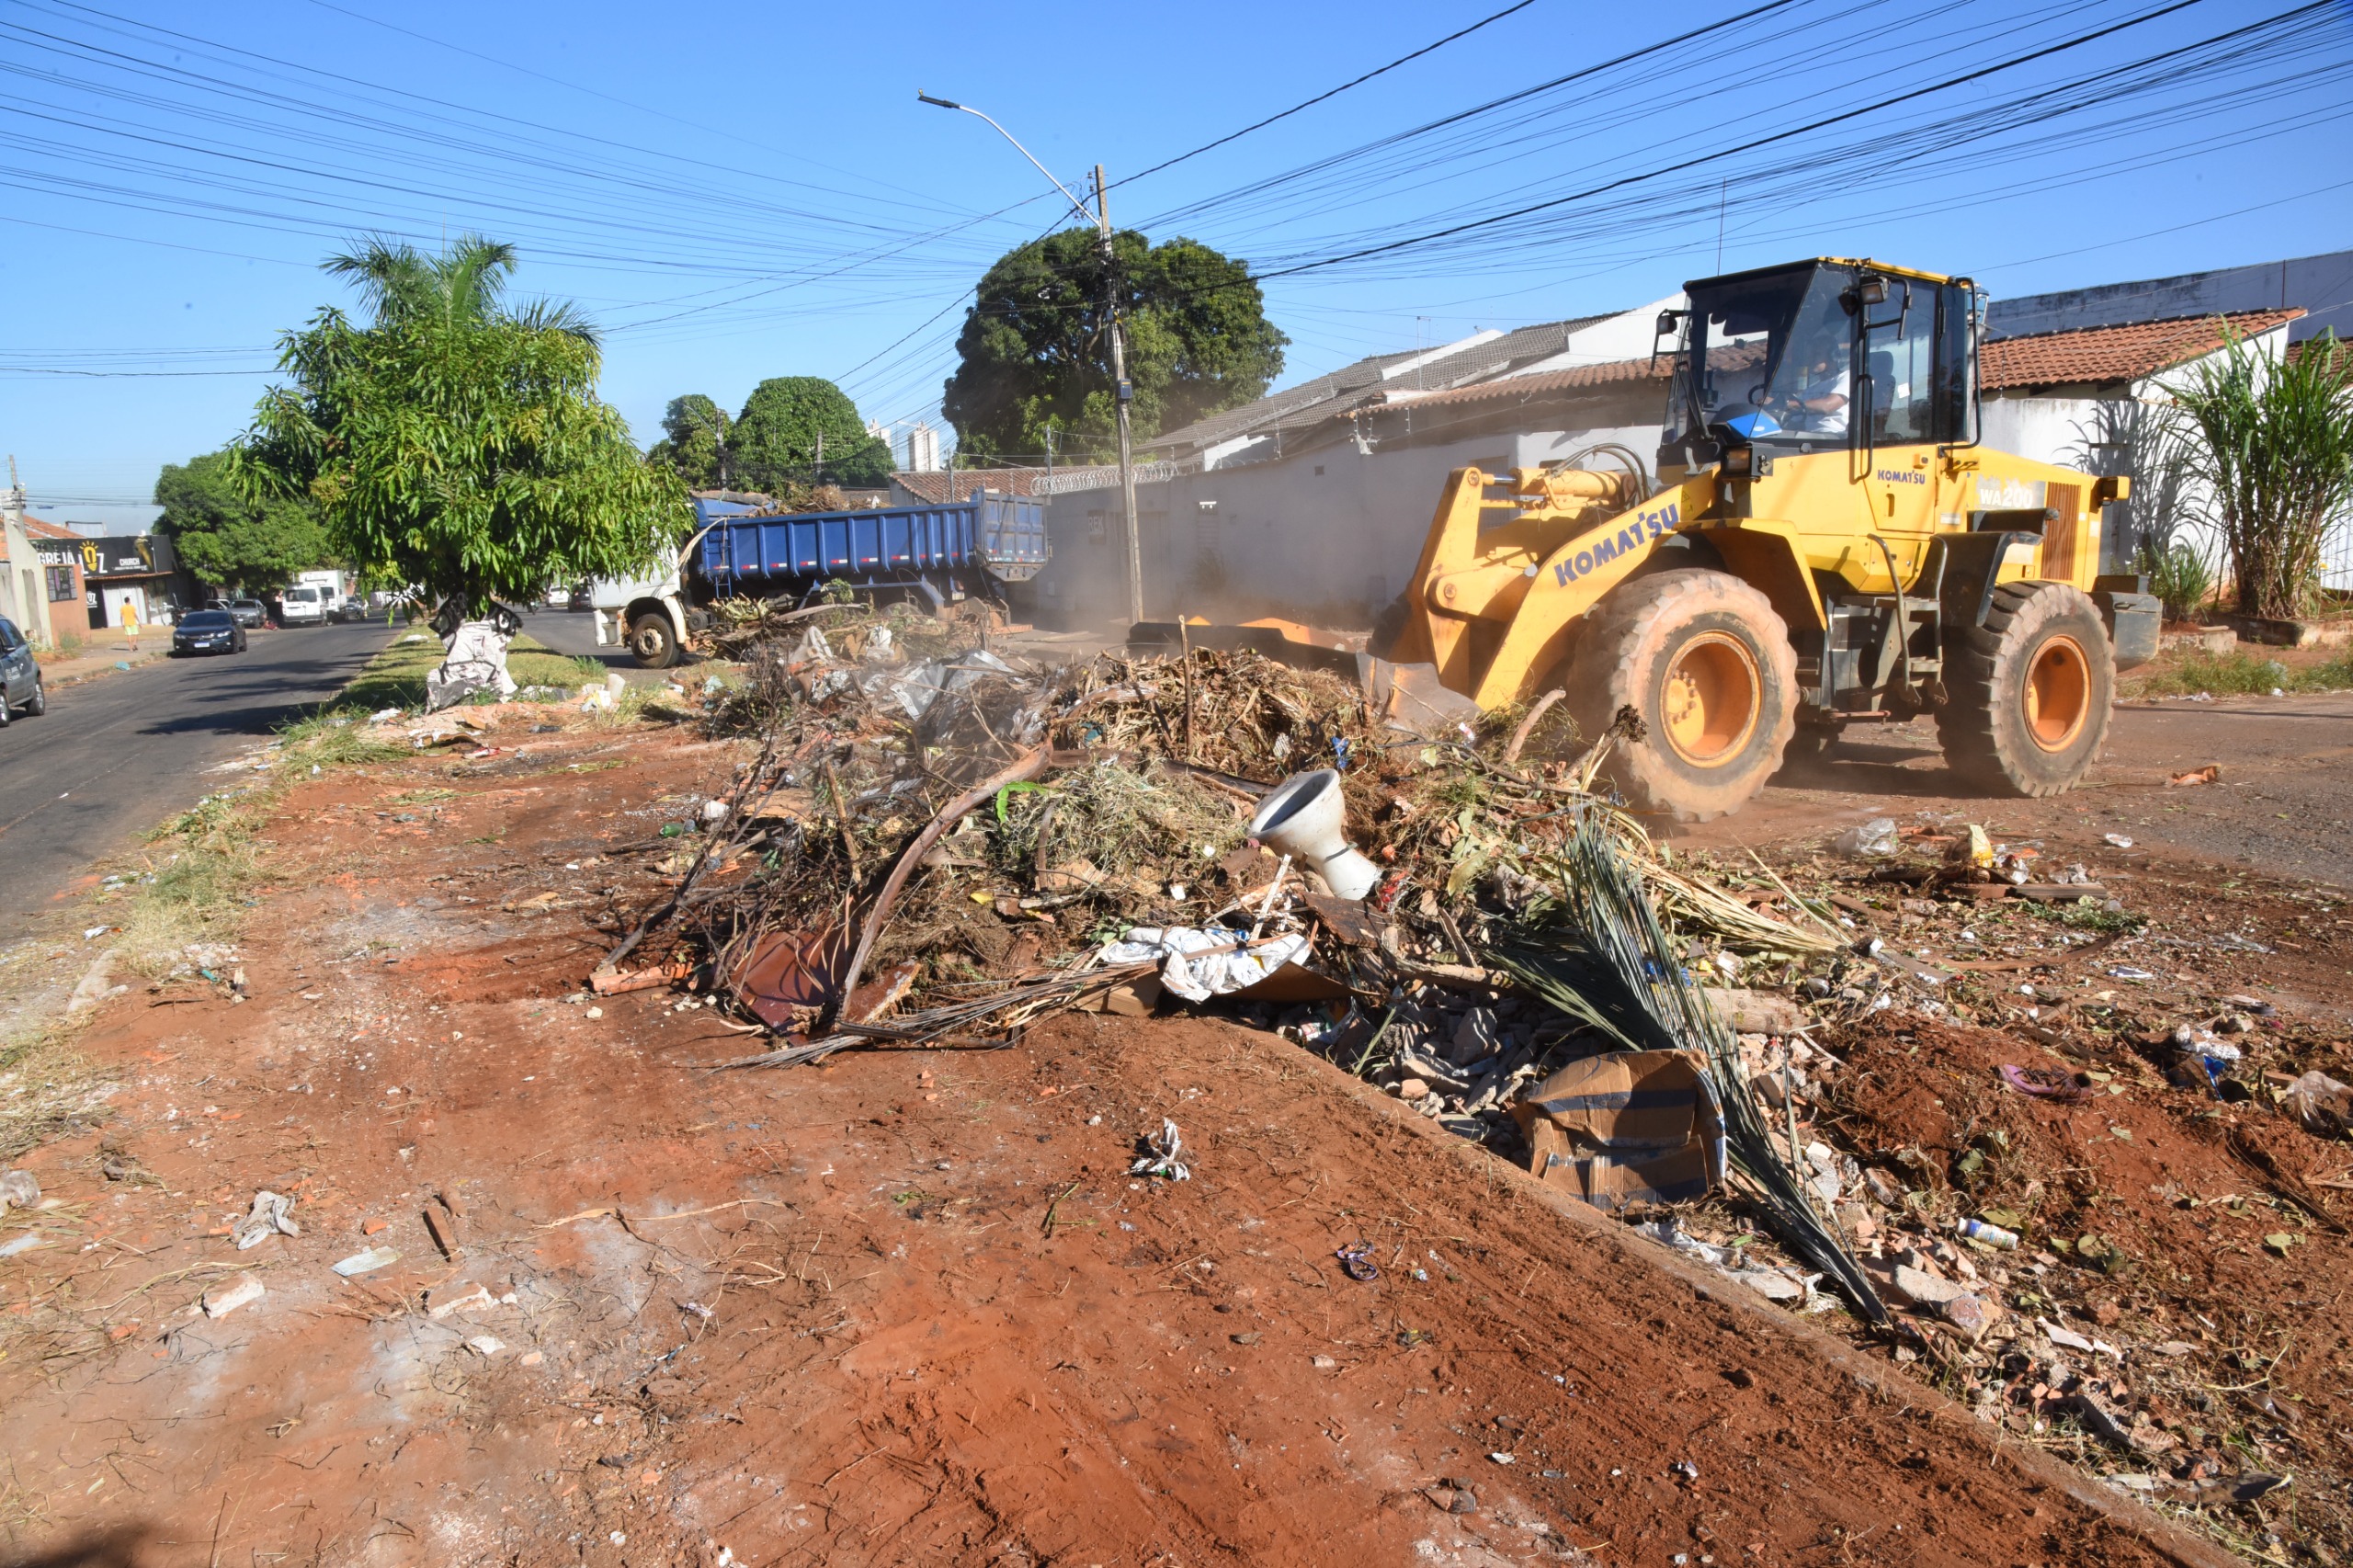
(574, 602, 1895, 1317)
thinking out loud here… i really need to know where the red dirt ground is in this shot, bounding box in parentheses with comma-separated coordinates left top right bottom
(0, 726, 2277, 1567)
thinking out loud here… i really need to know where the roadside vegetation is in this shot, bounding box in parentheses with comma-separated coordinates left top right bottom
(2168, 328, 2353, 620)
(2122, 644, 2353, 697)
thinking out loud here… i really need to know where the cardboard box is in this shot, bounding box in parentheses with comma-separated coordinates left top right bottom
(1511, 1050, 1725, 1210)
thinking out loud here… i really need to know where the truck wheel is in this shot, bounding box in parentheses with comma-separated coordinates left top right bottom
(629, 613, 678, 669)
(1937, 581, 2112, 797)
(1562, 567, 1797, 822)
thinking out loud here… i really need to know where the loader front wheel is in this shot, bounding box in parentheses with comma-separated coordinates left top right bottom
(1937, 581, 2112, 796)
(1563, 568, 1797, 822)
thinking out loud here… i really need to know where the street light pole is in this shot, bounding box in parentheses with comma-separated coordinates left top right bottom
(918, 93, 1144, 625)
(1093, 164, 1143, 628)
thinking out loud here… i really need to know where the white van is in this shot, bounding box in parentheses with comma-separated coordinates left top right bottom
(279, 584, 330, 626)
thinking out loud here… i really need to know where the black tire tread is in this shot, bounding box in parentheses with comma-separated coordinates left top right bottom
(1936, 580, 2112, 797)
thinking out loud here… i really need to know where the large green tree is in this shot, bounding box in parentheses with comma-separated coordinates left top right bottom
(942, 229, 1287, 463)
(729, 378, 892, 490)
(154, 449, 331, 594)
(646, 393, 733, 489)
(234, 235, 685, 617)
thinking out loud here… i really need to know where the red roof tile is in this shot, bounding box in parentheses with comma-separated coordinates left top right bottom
(1981, 310, 2302, 392)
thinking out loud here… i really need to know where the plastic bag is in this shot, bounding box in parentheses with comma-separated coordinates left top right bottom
(1833, 817, 1898, 857)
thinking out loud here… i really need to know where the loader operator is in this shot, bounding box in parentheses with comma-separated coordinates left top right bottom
(1781, 351, 1850, 435)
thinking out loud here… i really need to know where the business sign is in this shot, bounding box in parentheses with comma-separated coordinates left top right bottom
(54, 535, 178, 577)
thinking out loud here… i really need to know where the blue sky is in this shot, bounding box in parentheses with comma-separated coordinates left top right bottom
(5, 0, 2350, 528)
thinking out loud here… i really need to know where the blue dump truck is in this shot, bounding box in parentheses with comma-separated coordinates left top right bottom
(591, 490, 1049, 667)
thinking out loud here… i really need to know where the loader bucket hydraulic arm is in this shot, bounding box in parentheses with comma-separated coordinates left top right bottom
(1393, 466, 1736, 710)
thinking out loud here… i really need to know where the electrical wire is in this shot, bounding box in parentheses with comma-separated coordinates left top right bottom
(1114, 0, 1542, 187)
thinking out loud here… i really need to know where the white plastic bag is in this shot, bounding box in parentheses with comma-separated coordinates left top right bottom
(1098, 926, 1312, 1004)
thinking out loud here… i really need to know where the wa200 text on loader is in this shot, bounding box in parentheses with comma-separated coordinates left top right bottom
(1137, 256, 2157, 822)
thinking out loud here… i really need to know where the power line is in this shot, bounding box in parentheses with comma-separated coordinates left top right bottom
(1247, 0, 2282, 279)
(1115, 0, 1542, 187)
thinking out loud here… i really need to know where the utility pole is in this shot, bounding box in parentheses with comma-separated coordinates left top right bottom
(917, 93, 1145, 623)
(1095, 164, 1142, 626)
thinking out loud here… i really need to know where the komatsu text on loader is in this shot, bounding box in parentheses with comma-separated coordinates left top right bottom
(1136, 257, 2158, 821)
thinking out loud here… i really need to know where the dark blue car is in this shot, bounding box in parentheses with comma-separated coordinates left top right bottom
(173, 608, 248, 657)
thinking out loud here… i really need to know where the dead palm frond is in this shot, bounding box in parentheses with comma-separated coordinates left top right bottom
(1502, 807, 1889, 1325)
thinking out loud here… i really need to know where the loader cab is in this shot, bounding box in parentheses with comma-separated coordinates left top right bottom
(1660, 258, 1979, 477)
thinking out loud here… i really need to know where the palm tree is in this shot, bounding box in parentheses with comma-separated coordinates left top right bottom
(324, 233, 596, 340)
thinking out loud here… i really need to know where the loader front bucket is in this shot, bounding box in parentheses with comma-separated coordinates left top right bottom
(1127, 620, 1483, 738)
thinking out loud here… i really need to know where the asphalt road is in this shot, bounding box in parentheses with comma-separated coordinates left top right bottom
(517, 605, 671, 678)
(0, 621, 396, 938)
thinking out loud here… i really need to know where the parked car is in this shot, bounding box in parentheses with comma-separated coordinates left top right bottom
(212, 598, 268, 630)
(0, 617, 46, 726)
(279, 584, 331, 626)
(172, 608, 248, 657)
(331, 596, 368, 623)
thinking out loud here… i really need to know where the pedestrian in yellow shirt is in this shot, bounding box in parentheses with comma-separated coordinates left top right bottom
(120, 598, 140, 653)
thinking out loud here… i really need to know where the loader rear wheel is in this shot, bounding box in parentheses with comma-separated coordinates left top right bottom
(1562, 568, 1797, 822)
(1937, 581, 2113, 797)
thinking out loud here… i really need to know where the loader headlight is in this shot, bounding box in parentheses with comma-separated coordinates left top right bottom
(1720, 445, 1753, 478)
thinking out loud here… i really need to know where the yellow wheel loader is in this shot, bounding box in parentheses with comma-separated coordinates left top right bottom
(1135, 257, 2157, 822)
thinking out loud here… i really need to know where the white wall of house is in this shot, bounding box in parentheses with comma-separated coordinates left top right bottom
(1979, 324, 2303, 579)
(1030, 410, 1662, 630)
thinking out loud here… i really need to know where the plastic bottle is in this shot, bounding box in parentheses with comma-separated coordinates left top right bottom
(1955, 1217, 2019, 1250)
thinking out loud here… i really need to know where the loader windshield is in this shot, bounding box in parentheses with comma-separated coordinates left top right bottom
(1677, 264, 1856, 449)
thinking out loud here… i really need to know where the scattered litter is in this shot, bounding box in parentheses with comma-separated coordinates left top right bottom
(231, 1190, 300, 1250)
(1098, 926, 1313, 1004)
(1999, 1065, 2093, 1104)
(1336, 1242, 1380, 1282)
(1130, 1118, 1190, 1182)
(2101, 833, 2134, 848)
(464, 1335, 506, 1356)
(202, 1275, 265, 1318)
(332, 1246, 399, 1277)
(428, 1284, 495, 1319)
(0, 1233, 49, 1258)
(1955, 1217, 2020, 1250)
(2281, 1071, 2353, 1138)
(2165, 764, 2221, 787)
(1513, 1051, 1723, 1208)
(0, 1169, 39, 1211)
(1834, 818, 1899, 857)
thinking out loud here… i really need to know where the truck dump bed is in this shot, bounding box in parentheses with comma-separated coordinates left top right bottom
(695, 491, 1047, 597)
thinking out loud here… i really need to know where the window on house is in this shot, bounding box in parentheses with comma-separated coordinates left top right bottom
(46, 566, 75, 601)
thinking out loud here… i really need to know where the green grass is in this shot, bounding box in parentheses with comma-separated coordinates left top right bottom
(314, 628, 613, 713)
(2125, 647, 2353, 697)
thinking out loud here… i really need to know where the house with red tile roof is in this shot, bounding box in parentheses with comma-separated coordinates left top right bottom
(1976, 310, 2302, 574)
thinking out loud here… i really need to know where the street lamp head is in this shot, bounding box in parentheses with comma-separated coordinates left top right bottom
(915, 92, 963, 111)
